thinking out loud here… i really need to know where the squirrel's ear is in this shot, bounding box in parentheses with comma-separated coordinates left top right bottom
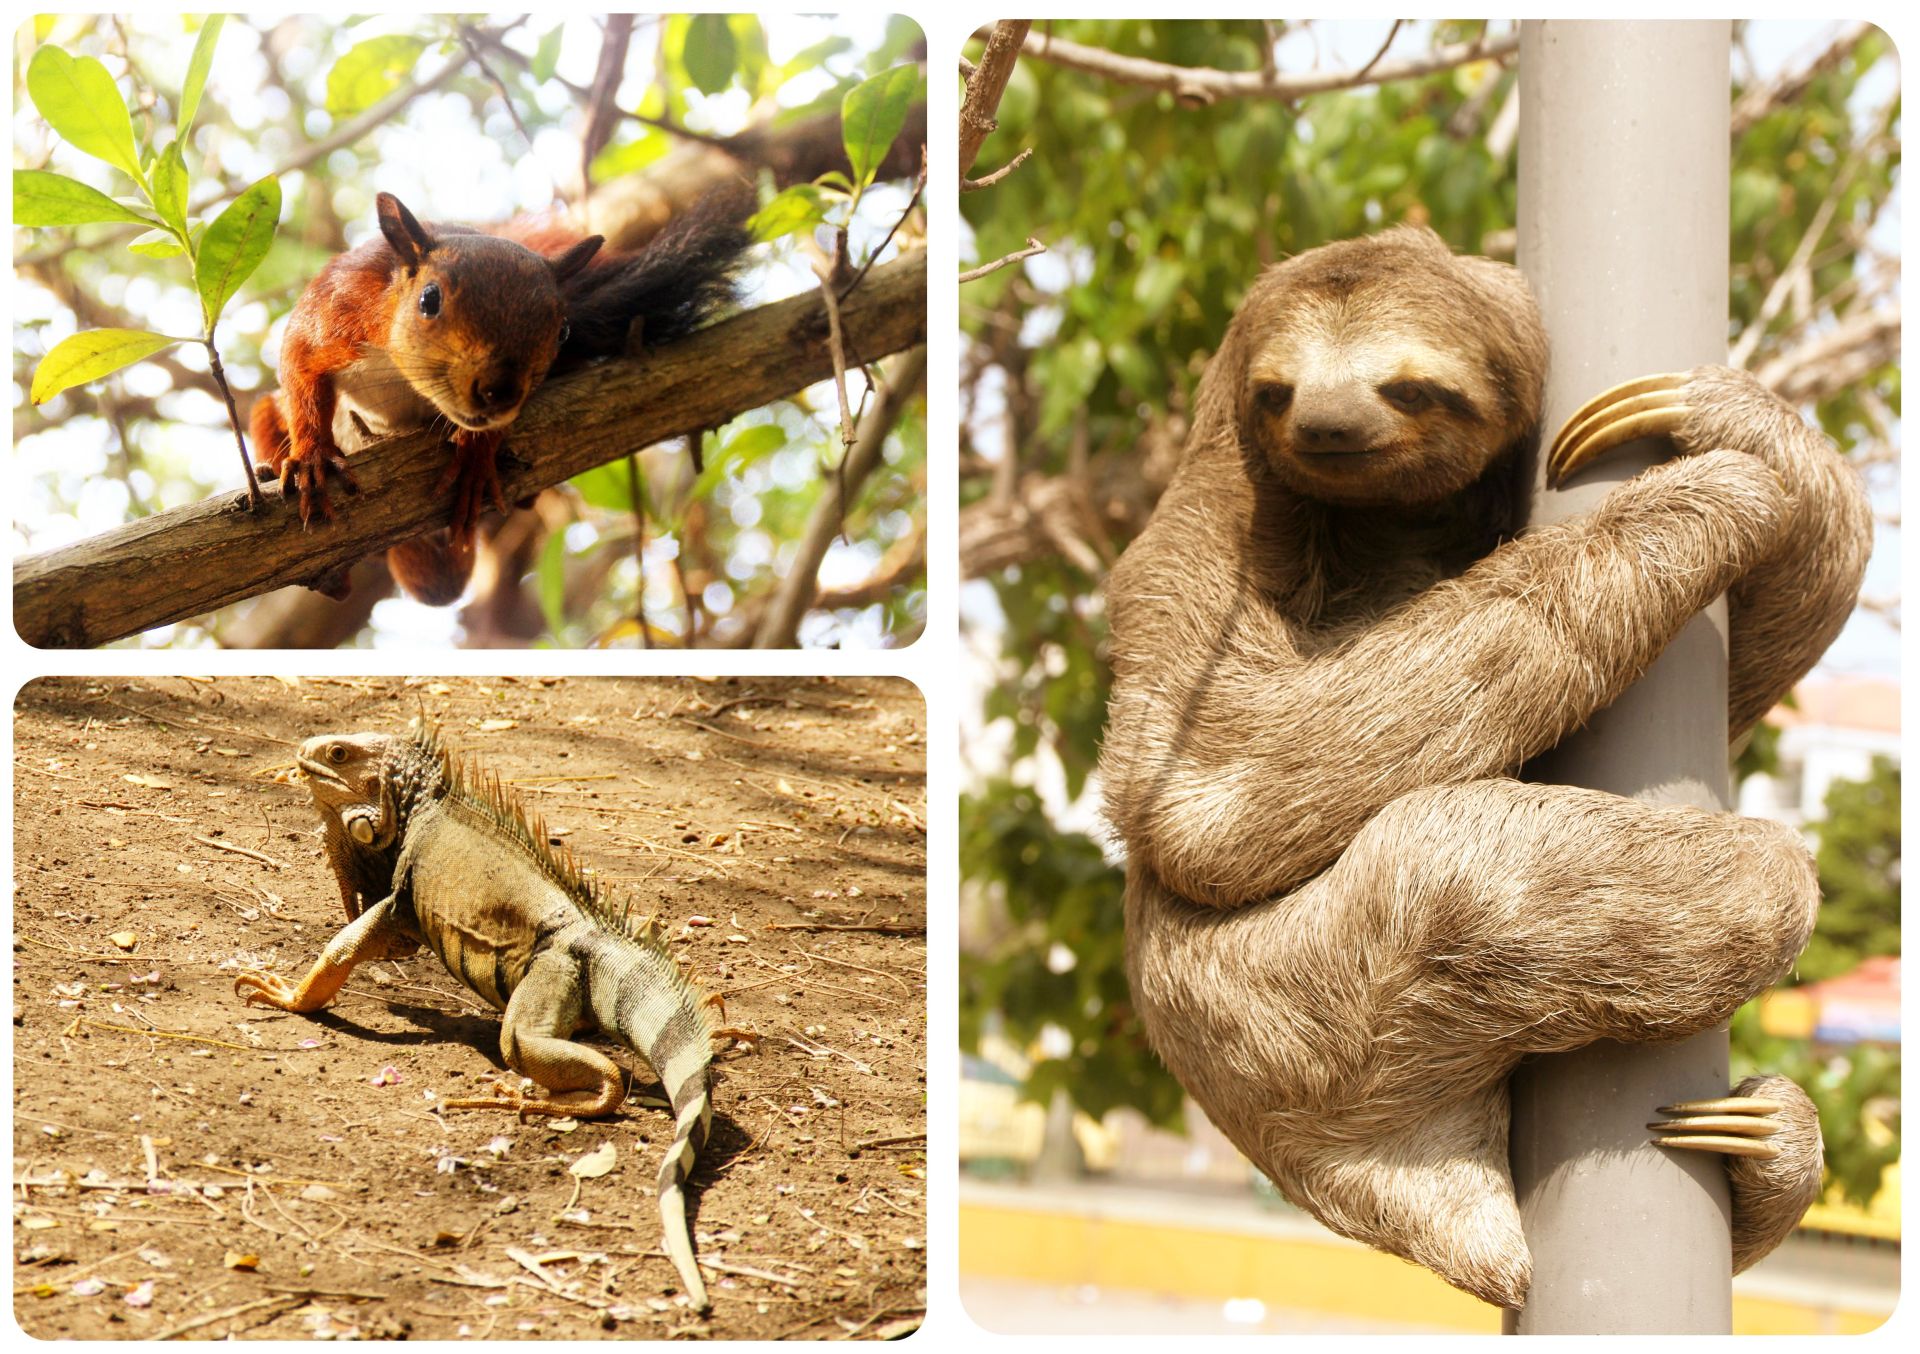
(376, 193, 435, 269)
(548, 235, 604, 284)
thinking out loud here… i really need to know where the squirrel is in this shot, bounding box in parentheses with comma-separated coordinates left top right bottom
(250, 188, 752, 606)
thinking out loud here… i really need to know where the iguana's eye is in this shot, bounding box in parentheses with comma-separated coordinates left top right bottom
(419, 283, 442, 319)
(328, 743, 348, 764)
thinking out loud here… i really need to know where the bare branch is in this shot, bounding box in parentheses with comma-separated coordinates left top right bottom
(959, 20, 1032, 182)
(959, 238, 1045, 285)
(752, 347, 928, 648)
(1730, 21, 1874, 137)
(1010, 25, 1517, 105)
(16, 252, 927, 648)
(1751, 304, 1899, 407)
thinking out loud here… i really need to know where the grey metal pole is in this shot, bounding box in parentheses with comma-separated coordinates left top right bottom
(1508, 21, 1735, 1335)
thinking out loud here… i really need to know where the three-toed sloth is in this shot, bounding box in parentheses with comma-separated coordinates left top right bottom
(1101, 225, 1870, 1308)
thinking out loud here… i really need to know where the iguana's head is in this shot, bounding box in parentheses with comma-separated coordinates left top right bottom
(297, 730, 444, 849)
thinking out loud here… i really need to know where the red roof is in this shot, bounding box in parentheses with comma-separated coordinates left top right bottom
(1770, 678, 1900, 735)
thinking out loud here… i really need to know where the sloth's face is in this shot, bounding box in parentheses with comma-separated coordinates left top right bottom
(1236, 229, 1546, 510)
(1244, 307, 1510, 508)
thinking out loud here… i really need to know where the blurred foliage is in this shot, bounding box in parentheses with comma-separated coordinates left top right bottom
(959, 19, 1901, 1148)
(13, 12, 926, 648)
(1802, 754, 1901, 982)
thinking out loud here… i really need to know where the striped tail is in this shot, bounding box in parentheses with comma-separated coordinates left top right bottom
(580, 933, 715, 1310)
(658, 1069, 714, 1311)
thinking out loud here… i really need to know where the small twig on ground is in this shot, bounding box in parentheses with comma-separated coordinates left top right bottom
(192, 835, 288, 869)
(152, 1292, 303, 1341)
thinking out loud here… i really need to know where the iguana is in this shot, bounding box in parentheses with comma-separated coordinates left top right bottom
(234, 724, 726, 1311)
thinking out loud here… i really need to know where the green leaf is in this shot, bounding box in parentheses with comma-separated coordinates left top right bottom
(13, 169, 155, 227)
(683, 14, 737, 95)
(530, 24, 565, 82)
(536, 528, 569, 635)
(571, 461, 644, 514)
(178, 15, 225, 139)
(149, 140, 189, 236)
(325, 34, 426, 117)
(692, 422, 785, 500)
(26, 46, 144, 182)
(588, 128, 670, 184)
(30, 328, 184, 404)
(748, 184, 831, 243)
(196, 175, 281, 326)
(128, 228, 186, 258)
(840, 64, 920, 191)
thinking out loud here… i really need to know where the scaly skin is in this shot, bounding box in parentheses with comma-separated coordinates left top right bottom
(235, 727, 723, 1312)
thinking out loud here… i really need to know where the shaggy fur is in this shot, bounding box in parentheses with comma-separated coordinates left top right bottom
(1101, 226, 1871, 1308)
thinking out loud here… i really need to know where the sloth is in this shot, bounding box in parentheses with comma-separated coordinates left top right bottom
(1100, 225, 1871, 1308)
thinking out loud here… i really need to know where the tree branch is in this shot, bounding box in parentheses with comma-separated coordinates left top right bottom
(16, 252, 927, 648)
(1751, 304, 1899, 407)
(752, 347, 928, 648)
(960, 20, 1031, 183)
(1007, 25, 1517, 105)
(1729, 21, 1874, 137)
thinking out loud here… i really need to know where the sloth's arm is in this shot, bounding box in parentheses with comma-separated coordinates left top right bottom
(1104, 449, 1788, 910)
(1554, 367, 1872, 739)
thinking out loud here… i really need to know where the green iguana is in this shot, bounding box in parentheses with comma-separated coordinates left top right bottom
(234, 725, 728, 1311)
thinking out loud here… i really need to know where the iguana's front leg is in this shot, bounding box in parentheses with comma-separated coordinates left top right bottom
(235, 894, 413, 1012)
(445, 950, 625, 1118)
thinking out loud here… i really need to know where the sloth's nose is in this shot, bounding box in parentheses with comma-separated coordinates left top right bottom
(1294, 387, 1390, 454)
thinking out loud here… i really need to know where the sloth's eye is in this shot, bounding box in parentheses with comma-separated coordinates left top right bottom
(419, 283, 442, 319)
(1381, 381, 1434, 413)
(1254, 382, 1294, 413)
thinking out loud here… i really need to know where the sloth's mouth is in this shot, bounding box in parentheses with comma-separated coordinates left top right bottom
(1299, 447, 1383, 461)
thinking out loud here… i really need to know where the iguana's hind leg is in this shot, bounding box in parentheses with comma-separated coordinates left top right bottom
(235, 895, 412, 1012)
(699, 991, 760, 1053)
(445, 950, 624, 1119)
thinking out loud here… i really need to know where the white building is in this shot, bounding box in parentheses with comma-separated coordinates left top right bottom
(1737, 677, 1901, 830)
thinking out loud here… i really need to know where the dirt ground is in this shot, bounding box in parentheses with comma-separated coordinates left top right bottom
(10, 675, 926, 1340)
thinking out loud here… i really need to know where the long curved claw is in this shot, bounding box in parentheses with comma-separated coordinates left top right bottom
(1547, 372, 1693, 485)
(1650, 1094, 1787, 1160)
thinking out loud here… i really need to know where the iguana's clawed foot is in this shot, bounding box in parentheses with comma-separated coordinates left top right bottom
(445, 1077, 624, 1120)
(1648, 1093, 1788, 1161)
(1548, 373, 1692, 484)
(711, 1025, 761, 1054)
(233, 971, 302, 1010)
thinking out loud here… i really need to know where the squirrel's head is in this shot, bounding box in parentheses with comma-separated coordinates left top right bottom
(1230, 225, 1547, 510)
(375, 193, 603, 432)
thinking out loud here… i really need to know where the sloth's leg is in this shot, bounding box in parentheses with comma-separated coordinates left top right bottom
(1354, 778, 1818, 1057)
(1650, 1072, 1825, 1272)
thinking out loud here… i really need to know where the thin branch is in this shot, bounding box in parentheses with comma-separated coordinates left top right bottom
(961, 146, 1032, 193)
(1730, 21, 1874, 137)
(959, 20, 1032, 182)
(752, 347, 928, 648)
(1011, 24, 1517, 105)
(1752, 304, 1899, 407)
(1353, 20, 1405, 84)
(959, 238, 1045, 285)
(16, 252, 927, 647)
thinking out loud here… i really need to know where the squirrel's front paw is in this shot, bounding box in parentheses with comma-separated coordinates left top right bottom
(440, 433, 509, 545)
(281, 451, 359, 527)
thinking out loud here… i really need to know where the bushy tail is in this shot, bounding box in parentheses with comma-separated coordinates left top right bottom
(560, 187, 754, 361)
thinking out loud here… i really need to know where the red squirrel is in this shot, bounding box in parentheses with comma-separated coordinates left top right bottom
(250, 189, 751, 605)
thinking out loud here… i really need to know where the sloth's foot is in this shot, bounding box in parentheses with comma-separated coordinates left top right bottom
(1650, 1073, 1824, 1273)
(1547, 372, 1690, 484)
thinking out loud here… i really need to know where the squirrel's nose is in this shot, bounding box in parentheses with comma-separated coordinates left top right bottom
(472, 376, 520, 412)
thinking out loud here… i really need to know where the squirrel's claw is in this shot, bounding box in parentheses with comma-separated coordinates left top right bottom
(1547, 372, 1693, 485)
(283, 452, 358, 528)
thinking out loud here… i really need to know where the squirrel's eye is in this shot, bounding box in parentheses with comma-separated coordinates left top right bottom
(418, 283, 442, 319)
(328, 744, 347, 764)
(558, 320, 571, 346)
(1254, 382, 1293, 414)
